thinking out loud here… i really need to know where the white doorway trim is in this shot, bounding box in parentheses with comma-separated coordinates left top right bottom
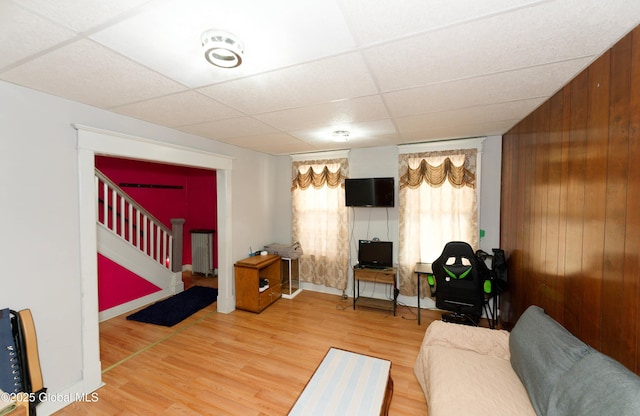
(75, 125, 235, 393)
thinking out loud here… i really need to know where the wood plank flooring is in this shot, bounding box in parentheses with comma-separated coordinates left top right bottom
(54, 289, 439, 415)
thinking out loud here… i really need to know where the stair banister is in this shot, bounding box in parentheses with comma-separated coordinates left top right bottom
(95, 169, 178, 270)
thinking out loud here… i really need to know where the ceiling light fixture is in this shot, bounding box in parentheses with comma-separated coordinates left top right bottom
(332, 130, 350, 142)
(201, 30, 243, 68)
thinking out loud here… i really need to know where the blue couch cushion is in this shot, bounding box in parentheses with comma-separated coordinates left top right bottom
(546, 351, 640, 416)
(509, 306, 592, 415)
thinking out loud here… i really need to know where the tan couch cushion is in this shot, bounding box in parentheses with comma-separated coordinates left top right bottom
(421, 320, 511, 359)
(414, 321, 535, 416)
(417, 345, 535, 416)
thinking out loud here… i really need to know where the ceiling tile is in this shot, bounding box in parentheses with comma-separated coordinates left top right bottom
(0, 39, 186, 108)
(179, 116, 279, 141)
(90, 0, 356, 88)
(198, 53, 379, 114)
(291, 119, 398, 146)
(399, 119, 519, 143)
(254, 95, 390, 131)
(219, 133, 317, 155)
(365, 0, 640, 92)
(338, 0, 547, 46)
(111, 91, 244, 127)
(3, 0, 640, 155)
(383, 57, 593, 118)
(395, 98, 544, 137)
(14, 0, 148, 33)
(0, 2, 76, 70)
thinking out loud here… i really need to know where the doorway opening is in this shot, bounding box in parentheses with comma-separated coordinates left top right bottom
(76, 125, 233, 393)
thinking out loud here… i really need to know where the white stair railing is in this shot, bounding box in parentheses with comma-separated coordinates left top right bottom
(95, 169, 172, 270)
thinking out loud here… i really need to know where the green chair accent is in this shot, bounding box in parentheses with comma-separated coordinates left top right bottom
(443, 265, 472, 280)
(427, 274, 435, 286)
(484, 279, 492, 294)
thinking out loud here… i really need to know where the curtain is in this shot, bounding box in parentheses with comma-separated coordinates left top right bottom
(397, 149, 478, 296)
(291, 158, 349, 290)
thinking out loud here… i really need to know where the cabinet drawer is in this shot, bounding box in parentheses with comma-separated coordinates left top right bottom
(354, 270, 395, 284)
(258, 284, 282, 311)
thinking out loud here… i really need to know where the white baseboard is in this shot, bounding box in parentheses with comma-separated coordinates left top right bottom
(38, 376, 105, 415)
(98, 284, 182, 322)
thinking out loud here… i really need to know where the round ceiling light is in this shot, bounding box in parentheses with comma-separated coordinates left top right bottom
(332, 130, 350, 142)
(201, 30, 243, 68)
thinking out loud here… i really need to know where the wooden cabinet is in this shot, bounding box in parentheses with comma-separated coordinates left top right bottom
(235, 254, 282, 312)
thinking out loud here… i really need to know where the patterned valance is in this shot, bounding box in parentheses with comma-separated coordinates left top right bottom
(399, 149, 476, 190)
(291, 158, 348, 191)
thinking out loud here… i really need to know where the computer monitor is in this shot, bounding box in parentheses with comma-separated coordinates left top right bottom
(358, 240, 393, 268)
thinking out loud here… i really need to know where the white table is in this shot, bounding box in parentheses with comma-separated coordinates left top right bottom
(289, 347, 393, 416)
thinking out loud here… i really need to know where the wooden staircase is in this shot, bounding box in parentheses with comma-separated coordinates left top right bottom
(95, 169, 183, 321)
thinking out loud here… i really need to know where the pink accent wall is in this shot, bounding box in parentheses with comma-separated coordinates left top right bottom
(184, 169, 218, 266)
(98, 254, 161, 311)
(95, 156, 217, 266)
(95, 156, 217, 310)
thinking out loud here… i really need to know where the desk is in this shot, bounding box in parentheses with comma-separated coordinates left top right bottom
(414, 262, 433, 325)
(353, 267, 398, 315)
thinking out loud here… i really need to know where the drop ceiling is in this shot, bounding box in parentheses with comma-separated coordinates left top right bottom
(2, 0, 640, 155)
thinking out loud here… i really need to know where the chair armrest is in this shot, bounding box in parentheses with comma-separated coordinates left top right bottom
(426, 273, 436, 296)
(483, 279, 492, 295)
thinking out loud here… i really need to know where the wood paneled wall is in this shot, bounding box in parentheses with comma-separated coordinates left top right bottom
(500, 26, 640, 375)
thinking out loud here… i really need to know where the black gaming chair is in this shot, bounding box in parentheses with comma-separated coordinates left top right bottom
(429, 241, 489, 326)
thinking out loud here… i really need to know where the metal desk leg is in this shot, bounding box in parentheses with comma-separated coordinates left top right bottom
(393, 275, 398, 316)
(417, 273, 421, 325)
(353, 275, 357, 310)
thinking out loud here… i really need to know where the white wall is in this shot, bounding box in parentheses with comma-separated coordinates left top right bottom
(344, 146, 399, 299)
(269, 155, 294, 243)
(478, 136, 502, 252)
(0, 80, 282, 414)
(274, 137, 503, 308)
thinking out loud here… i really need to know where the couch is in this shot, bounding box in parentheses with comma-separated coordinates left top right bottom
(414, 305, 640, 416)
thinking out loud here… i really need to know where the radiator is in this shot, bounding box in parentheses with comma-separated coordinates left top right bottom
(191, 229, 214, 276)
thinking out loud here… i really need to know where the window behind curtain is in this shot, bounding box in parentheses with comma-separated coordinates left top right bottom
(291, 159, 349, 290)
(397, 150, 478, 296)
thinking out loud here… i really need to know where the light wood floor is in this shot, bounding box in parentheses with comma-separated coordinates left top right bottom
(54, 288, 443, 415)
(182, 271, 218, 290)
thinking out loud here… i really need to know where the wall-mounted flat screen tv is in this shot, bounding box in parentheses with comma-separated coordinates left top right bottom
(345, 177, 394, 207)
(358, 240, 393, 268)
